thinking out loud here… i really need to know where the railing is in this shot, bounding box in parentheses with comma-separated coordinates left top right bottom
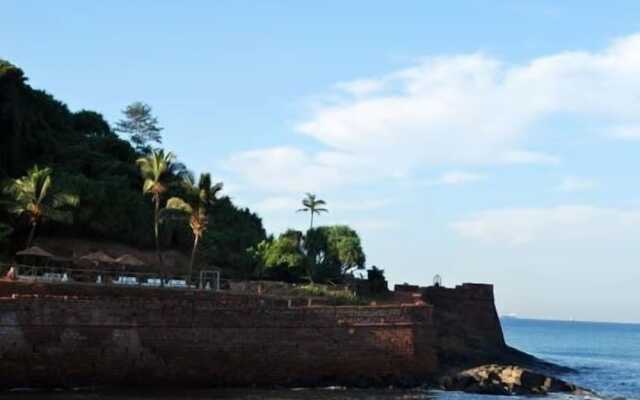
(2, 264, 220, 292)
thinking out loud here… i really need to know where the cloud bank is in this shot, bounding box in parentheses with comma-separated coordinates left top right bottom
(452, 206, 640, 245)
(229, 34, 640, 193)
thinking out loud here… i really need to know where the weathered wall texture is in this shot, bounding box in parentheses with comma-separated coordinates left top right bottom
(0, 282, 438, 388)
(0, 281, 505, 388)
(422, 283, 506, 368)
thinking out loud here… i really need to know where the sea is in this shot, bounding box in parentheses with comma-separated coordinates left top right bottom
(2, 318, 638, 399)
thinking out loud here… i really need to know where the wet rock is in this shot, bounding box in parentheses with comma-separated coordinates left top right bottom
(440, 364, 594, 396)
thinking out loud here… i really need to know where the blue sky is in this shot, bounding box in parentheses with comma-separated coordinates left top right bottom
(4, 1, 640, 323)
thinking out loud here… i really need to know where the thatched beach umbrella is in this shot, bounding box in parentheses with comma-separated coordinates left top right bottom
(80, 251, 115, 263)
(16, 246, 55, 258)
(115, 254, 146, 268)
(16, 246, 55, 268)
(79, 251, 117, 269)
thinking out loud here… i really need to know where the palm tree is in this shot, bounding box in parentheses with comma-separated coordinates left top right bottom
(164, 173, 223, 282)
(3, 165, 78, 248)
(136, 149, 175, 264)
(297, 193, 328, 229)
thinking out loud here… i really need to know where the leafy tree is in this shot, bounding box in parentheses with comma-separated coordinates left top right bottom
(199, 197, 267, 278)
(0, 223, 12, 260)
(73, 110, 113, 138)
(297, 193, 328, 229)
(3, 166, 78, 248)
(326, 225, 366, 276)
(0, 60, 268, 269)
(0, 59, 25, 83)
(115, 102, 163, 153)
(305, 225, 365, 281)
(260, 230, 308, 281)
(0, 223, 12, 242)
(249, 225, 366, 283)
(136, 150, 175, 263)
(164, 173, 223, 281)
(246, 238, 272, 278)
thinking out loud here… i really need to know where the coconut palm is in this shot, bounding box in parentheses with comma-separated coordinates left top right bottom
(297, 193, 328, 229)
(3, 165, 78, 248)
(164, 173, 223, 282)
(136, 149, 175, 264)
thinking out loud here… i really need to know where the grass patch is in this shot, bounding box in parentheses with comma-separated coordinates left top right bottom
(293, 284, 366, 305)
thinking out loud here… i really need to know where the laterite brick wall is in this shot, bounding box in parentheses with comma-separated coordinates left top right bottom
(0, 281, 437, 388)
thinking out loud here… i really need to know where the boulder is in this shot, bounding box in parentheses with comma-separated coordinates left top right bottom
(440, 364, 594, 396)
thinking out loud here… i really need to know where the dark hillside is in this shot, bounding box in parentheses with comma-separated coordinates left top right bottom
(0, 60, 266, 274)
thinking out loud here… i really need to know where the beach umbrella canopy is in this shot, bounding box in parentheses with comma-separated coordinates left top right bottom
(115, 254, 146, 267)
(79, 251, 116, 263)
(16, 246, 55, 258)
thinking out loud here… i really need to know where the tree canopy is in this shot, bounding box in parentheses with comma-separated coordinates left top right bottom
(252, 225, 366, 283)
(0, 60, 368, 282)
(115, 102, 163, 153)
(0, 60, 267, 275)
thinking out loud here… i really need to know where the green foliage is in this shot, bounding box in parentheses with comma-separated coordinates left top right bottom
(115, 102, 163, 153)
(0, 61, 267, 269)
(293, 284, 363, 305)
(0, 223, 12, 261)
(0, 59, 25, 83)
(137, 149, 175, 196)
(305, 225, 365, 281)
(258, 229, 308, 281)
(164, 173, 224, 278)
(3, 165, 78, 247)
(249, 225, 366, 283)
(73, 110, 113, 138)
(0, 223, 12, 240)
(199, 197, 267, 278)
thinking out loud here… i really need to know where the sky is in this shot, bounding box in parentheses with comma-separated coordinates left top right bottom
(3, 1, 640, 323)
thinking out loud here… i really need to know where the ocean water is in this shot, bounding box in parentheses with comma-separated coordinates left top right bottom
(496, 317, 640, 399)
(2, 318, 638, 399)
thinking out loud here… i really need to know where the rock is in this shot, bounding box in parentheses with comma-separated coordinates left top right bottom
(440, 364, 593, 396)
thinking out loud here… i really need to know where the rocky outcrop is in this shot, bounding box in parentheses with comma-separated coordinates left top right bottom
(440, 364, 594, 396)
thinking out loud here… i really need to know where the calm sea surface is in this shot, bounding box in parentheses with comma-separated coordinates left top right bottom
(2, 318, 638, 399)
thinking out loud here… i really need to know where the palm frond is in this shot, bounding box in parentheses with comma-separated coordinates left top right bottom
(36, 175, 51, 204)
(142, 179, 156, 194)
(53, 193, 80, 209)
(165, 197, 193, 214)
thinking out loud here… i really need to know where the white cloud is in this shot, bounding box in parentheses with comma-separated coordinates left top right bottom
(226, 146, 366, 193)
(502, 150, 560, 165)
(253, 196, 300, 212)
(610, 124, 640, 140)
(451, 206, 640, 245)
(334, 78, 386, 97)
(557, 176, 597, 192)
(436, 171, 486, 185)
(229, 34, 640, 192)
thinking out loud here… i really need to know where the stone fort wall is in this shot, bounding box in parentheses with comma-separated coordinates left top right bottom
(0, 282, 437, 387)
(422, 283, 506, 367)
(0, 281, 504, 388)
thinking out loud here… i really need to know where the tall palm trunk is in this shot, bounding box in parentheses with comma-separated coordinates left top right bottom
(189, 234, 200, 285)
(25, 221, 37, 249)
(153, 194, 163, 265)
(310, 212, 314, 230)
